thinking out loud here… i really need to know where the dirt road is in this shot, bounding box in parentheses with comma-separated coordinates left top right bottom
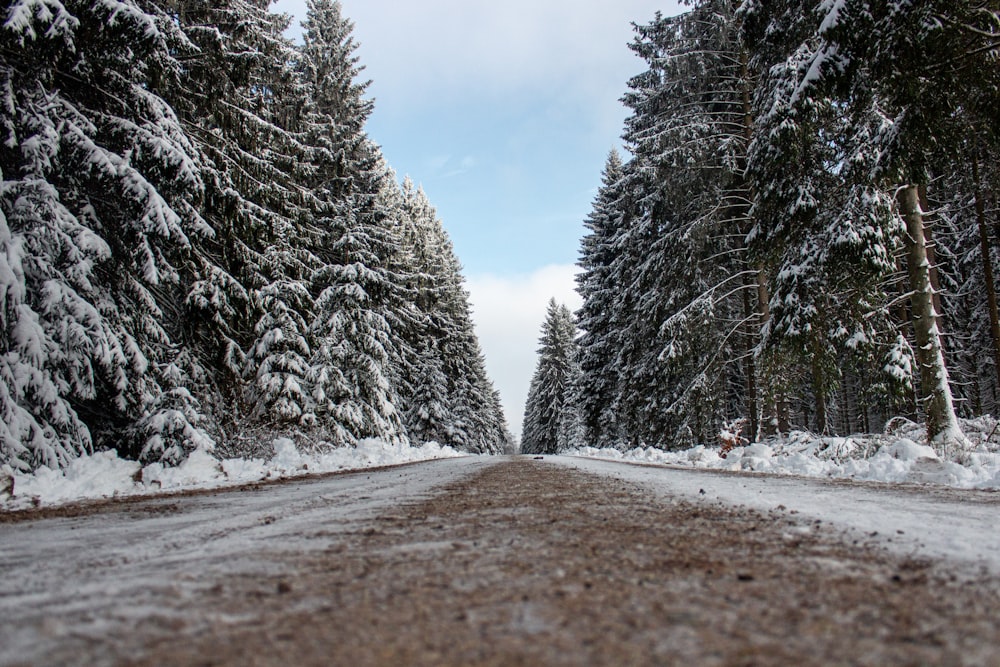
(3, 457, 1000, 666)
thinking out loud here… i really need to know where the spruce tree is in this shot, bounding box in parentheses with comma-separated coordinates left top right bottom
(299, 1, 422, 446)
(1, 0, 214, 469)
(522, 300, 579, 455)
(308, 201, 406, 446)
(391, 179, 509, 453)
(742, 0, 909, 434)
(159, 1, 321, 442)
(575, 150, 626, 448)
(792, 0, 1000, 453)
(614, 1, 767, 447)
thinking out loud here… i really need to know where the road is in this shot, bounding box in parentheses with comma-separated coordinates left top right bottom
(2, 456, 1000, 666)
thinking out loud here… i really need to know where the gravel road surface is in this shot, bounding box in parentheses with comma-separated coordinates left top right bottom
(3, 456, 999, 666)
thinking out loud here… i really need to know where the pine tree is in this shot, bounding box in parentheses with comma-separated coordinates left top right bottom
(390, 179, 509, 453)
(159, 1, 321, 441)
(613, 1, 767, 447)
(522, 300, 579, 455)
(246, 277, 315, 425)
(571, 1, 999, 451)
(402, 338, 451, 444)
(793, 0, 1000, 453)
(299, 0, 373, 200)
(0, 0, 510, 470)
(575, 150, 626, 448)
(742, 0, 909, 435)
(1, 0, 215, 469)
(308, 201, 406, 446)
(919, 136, 1000, 418)
(433, 239, 509, 454)
(298, 1, 427, 447)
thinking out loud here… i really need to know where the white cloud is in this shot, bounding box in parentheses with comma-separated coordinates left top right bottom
(466, 264, 582, 440)
(439, 155, 477, 178)
(274, 0, 680, 106)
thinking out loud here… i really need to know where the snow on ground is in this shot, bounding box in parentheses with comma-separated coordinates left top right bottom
(566, 417, 1000, 490)
(552, 455, 1000, 573)
(0, 438, 464, 511)
(0, 457, 496, 666)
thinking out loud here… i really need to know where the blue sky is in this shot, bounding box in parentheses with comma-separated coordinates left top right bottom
(273, 0, 682, 437)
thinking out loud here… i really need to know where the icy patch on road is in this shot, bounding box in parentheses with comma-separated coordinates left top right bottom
(567, 418, 1000, 490)
(1, 439, 464, 510)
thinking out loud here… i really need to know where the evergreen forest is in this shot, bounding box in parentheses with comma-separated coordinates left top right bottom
(526, 0, 1000, 458)
(0, 0, 511, 472)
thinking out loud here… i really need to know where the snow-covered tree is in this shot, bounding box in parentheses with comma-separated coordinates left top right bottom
(522, 300, 579, 455)
(575, 150, 626, 449)
(790, 0, 1000, 453)
(0, 0, 510, 471)
(1, 0, 215, 469)
(307, 199, 406, 446)
(920, 137, 1000, 418)
(402, 339, 451, 445)
(742, 0, 909, 434)
(161, 1, 320, 433)
(299, 0, 373, 200)
(246, 278, 314, 425)
(387, 178, 509, 453)
(609, 1, 770, 447)
(296, 0, 409, 446)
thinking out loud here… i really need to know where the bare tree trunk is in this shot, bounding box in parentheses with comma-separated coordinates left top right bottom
(741, 278, 759, 440)
(918, 185, 947, 339)
(892, 254, 921, 420)
(972, 151, 1000, 400)
(756, 270, 778, 438)
(898, 185, 967, 454)
(842, 371, 855, 435)
(738, 45, 774, 441)
(812, 353, 828, 434)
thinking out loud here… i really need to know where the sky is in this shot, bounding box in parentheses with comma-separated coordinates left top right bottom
(272, 0, 682, 438)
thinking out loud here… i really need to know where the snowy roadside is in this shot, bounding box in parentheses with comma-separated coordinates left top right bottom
(552, 455, 1000, 573)
(0, 457, 496, 666)
(566, 417, 1000, 490)
(0, 439, 465, 511)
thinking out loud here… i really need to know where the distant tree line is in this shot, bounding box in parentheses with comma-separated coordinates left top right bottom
(529, 0, 1000, 457)
(0, 0, 510, 471)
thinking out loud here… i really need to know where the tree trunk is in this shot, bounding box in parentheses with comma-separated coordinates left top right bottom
(812, 355, 828, 435)
(756, 269, 778, 438)
(918, 185, 947, 339)
(972, 151, 1000, 402)
(991, 189, 1000, 255)
(741, 276, 759, 440)
(897, 185, 966, 454)
(892, 254, 920, 420)
(843, 371, 855, 435)
(777, 395, 791, 435)
(738, 45, 773, 442)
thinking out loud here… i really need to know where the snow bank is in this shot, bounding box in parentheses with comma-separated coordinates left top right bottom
(567, 418, 1000, 490)
(0, 439, 464, 511)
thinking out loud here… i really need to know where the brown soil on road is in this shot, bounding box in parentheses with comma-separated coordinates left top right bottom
(129, 458, 1000, 667)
